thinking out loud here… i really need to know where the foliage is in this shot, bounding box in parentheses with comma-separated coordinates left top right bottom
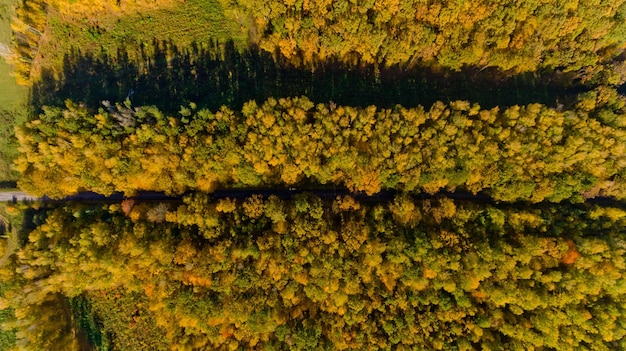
(5, 3, 626, 349)
(1, 196, 625, 349)
(0, 199, 24, 351)
(68, 296, 112, 351)
(47, 0, 179, 18)
(0, 272, 15, 349)
(16, 89, 626, 201)
(0, 105, 27, 182)
(0, 285, 15, 350)
(86, 289, 170, 351)
(221, 0, 626, 77)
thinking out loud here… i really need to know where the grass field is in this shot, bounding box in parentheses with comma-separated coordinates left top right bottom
(0, 61, 25, 107)
(0, 0, 26, 106)
(32, 0, 248, 81)
(0, 0, 28, 183)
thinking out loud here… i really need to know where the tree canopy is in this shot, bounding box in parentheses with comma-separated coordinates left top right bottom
(16, 88, 626, 201)
(221, 0, 626, 77)
(1, 196, 625, 350)
(5, 2, 626, 350)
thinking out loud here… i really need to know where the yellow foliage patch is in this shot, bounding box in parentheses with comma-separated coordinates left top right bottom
(182, 272, 212, 287)
(423, 268, 438, 279)
(50, 0, 181, 22)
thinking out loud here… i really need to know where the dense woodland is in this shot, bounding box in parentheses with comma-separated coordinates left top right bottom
(220, 0, 626, 80)
(1, 196, 625, 350)
(3, 0, 626, 350)
(16, 87, 626, 201)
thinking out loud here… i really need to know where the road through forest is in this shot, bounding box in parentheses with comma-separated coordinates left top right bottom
(0, 191, 35, 202)
(0, 189, 492, 203)
(1, 189, 624, 208)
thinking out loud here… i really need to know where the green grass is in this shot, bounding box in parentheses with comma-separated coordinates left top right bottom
(0, 0, 28, 182)
(0, 60, 26, 107)
(37, 0, 248, 80)
(0, 104, 26, 182)
(0, 0, 27, 106)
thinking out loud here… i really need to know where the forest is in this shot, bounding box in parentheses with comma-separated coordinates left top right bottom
(1, 196, 625, 350)
(218, 0, 626, 79)
(15, 87, 626, 202)
(1, 0, 626, 349)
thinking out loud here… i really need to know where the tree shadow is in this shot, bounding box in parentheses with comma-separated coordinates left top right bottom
(31, 39, 587, 113)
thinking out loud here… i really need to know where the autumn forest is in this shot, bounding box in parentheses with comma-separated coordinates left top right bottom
(0, 0, 625, 350)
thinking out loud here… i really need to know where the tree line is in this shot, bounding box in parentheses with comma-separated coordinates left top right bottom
(30, 39, 581, 116)
(0, 195, 624, 349)
(16, 87, 626, 201)
(222, 0, 626, 82)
